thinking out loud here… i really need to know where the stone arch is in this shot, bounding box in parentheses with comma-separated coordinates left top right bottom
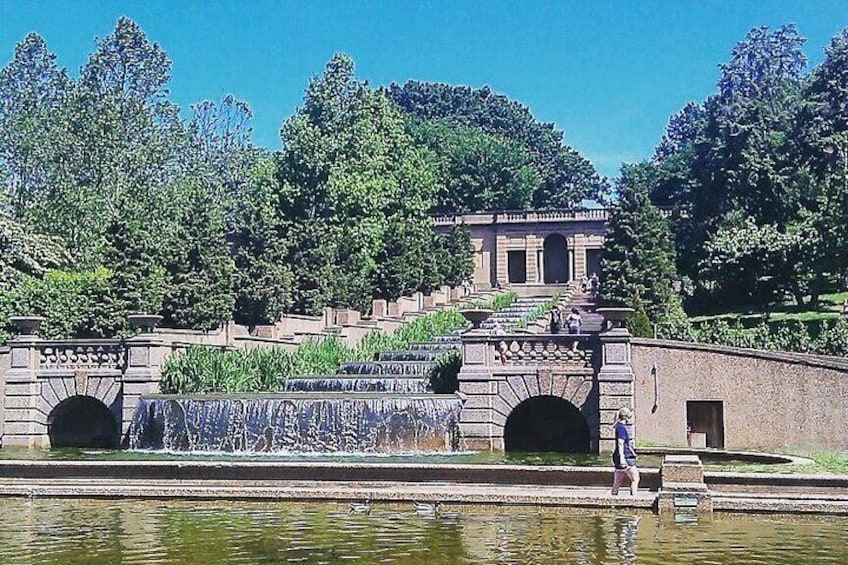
(504, 396, 590, 452)
(47, 395, 121, 448)
(543, 233, 569, 283)
(481, 371, 598, 452)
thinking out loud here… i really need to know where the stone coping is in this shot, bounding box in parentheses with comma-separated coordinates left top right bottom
(138, 392, 461, 400)
(632, 337, 848, 371)
(0, 460, 846, 514)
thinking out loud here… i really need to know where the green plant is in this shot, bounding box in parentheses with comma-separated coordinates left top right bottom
(428, 350, 462, 394)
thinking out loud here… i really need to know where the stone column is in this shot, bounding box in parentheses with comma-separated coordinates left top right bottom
(122, 315, 166, 438)
(457, 310, 499, 450)
(595, 308, 635, 453)
(568, 248, 575, 282)
(3, 317, 47, 448)
(537, 249, 545, 283)
(526, 235, 539, 283)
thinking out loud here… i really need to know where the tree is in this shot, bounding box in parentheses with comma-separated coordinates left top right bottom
(789, 28, 848, 302)
(601, 163, 679, 322)
(278, 54, 439, 313)
(230, 157, 292, 326)
(387, 81, 607, 209)
(409, 118, 539, 213)
(650, 25, 811, 309)
(29, 17, 187, 265)
(0, 33, 68, 216)
(161, 179, 235, 330)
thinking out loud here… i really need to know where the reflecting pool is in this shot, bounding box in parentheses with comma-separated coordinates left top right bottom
(0, 498, 845, 564)
(0, 446, 789, 469)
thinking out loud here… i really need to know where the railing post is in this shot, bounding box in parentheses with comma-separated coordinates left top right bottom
(123, 315, 166, 438)
(457, 310, 498, 450)
(4, 317, 48, 448)
(596, 308, 635, 453)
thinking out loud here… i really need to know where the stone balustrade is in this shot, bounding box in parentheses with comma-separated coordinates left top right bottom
(461, 333, 594, 369)
(493, 335, 593, 367)
(36, 340, 125, 372)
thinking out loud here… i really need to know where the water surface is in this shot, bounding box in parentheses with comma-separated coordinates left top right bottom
(0, 498, 845, 564)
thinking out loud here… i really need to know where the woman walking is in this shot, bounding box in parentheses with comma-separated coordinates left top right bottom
(611, 407, 640, 496)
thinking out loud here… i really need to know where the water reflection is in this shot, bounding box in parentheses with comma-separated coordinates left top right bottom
(0, 499, 846, 564)
(0, 446, 777, 468)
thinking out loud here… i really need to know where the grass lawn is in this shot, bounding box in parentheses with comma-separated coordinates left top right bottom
(705, 451, 848, 474)
(689, 291, 848, 326)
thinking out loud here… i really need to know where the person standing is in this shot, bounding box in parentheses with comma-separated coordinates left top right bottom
(566, 307, 582, 350)
(611, 407, 640, 496)
(549, 306, 562, 334)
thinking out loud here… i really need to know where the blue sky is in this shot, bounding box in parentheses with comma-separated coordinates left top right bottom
(1, 1, 846, 178)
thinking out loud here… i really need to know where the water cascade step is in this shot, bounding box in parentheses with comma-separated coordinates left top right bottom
(130, 295, 558, 454)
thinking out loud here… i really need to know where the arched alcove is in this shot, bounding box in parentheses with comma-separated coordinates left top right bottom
(503, 396, 590, 453)
(543, 234, 569, 283)
(48, 396, 120, 449)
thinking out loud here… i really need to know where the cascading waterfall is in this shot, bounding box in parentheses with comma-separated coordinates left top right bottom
(128, 297, 548, 455)
(129, 394, 462, 453)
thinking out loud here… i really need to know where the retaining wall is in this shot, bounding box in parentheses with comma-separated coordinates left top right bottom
(631, 339, 848, 451)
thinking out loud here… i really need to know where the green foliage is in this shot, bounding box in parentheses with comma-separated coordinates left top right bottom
(408, 118, 539, 213)
(230, 158, 293, 325)
(627, 303, 653, 338)
(428, 350, 461, 394)
(0, 212, 68, 288)
(278, 53, 440, 314)
(160, 346, 291, 394)
(102, 213, 167, 320)
(601, 162, 679, 323)
(162, 292, 518, 394)
(4, 268, 125, 339)
(386, 81, 608, 208)
(161, 179, 235, 330)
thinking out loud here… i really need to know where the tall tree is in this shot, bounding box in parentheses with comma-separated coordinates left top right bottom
(387, 81, 607, 209)
(601, 163, 679, 322)
(409, 118, 540, 213)
(31, 17, 187, 264)
(231, 157, 293, 326)
(0, 33, 68, 215)
(789, 28, 848, 303)
(278, 54, 439, 313)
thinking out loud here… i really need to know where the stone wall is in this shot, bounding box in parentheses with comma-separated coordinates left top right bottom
(631, 339, 848, 451)
(458, 331, 597, 450)
(0, 346, 7, 440)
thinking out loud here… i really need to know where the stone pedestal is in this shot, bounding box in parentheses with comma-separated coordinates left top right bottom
(3, 335, 47, 448)
(656, 454, 713, 515)
(457, 326, 500, 451)
(596, 308, 635, 453)
(122, 334, 166, 437)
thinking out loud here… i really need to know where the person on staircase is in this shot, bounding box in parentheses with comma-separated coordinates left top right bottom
(566, 307, 582, 350)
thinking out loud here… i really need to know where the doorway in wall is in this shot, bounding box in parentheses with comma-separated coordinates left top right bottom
(686, 400, 725, 449)
(543, 234, 568, 283)
(507, 250, 527, 283)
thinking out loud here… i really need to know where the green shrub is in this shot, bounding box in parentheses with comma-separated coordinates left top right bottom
(161, 291, 520, 394)
(428, 350, 461, 394)
(627, 303, 653, 338)
(6, 268, 126, 339)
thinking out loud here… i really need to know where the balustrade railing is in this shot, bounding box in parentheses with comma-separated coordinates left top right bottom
(434, 208, 610, 226)
(488, 334, 594, 367)
(36, 339, 125, 372)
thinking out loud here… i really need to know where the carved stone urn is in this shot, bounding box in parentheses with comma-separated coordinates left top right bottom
(127, 313, 163, 334)
(9, 316, 45, 337)
(595, 307, 635, 330)
(460, 308, 494, 329)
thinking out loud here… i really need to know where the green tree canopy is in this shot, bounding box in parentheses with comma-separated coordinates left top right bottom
(386, 81, 607, 210)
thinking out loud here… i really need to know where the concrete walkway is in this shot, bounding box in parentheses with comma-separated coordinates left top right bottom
(0, 476, 656, 509)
